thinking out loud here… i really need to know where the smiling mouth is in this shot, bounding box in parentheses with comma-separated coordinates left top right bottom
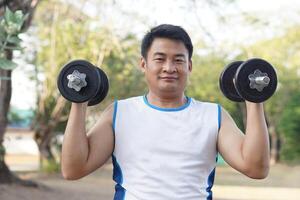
(159, 77, 178, 80)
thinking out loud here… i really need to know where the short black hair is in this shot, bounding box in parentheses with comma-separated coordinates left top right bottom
(141, 24, 193, 60)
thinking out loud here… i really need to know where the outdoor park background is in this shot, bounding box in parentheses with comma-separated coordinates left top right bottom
(1, 0, 300, 199)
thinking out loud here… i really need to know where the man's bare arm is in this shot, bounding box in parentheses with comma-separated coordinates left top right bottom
(61, 103, 114, 180)
(217, 102, 270, 179)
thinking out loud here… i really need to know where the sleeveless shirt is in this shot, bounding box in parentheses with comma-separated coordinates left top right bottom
(112, 96, 221, 200)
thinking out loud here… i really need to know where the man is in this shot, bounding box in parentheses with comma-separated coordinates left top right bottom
(61, 24, 270, 200)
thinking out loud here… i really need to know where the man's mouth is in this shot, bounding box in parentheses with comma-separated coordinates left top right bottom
(159, 76, 178, 80)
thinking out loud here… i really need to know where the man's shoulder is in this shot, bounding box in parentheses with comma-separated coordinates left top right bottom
(190, 97, 219, 107)
(190, 98, 221, 119)
(115, 95, 143, 105)
(116, 95, 142, 101)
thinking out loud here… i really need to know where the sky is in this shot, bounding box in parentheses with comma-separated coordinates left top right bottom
(77, 0, 300, 45)
(10, 0, 300, 110)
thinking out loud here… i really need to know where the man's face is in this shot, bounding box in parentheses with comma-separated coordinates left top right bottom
(140, 38, 192, 95)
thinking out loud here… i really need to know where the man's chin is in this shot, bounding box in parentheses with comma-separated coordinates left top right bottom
(158, 86, 181, 93)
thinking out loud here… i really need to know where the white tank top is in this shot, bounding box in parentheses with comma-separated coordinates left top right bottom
(112, 95, 221, 200)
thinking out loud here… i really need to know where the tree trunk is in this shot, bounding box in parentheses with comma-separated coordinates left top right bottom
(0, 50, 15, 184)
(0, 51, 37, 186)
(34, 96, 68, 169)
(35, 128, 56, 166)
(264, 112, 279, 165)
(0, 0, 40, 184)
(0, 154, 14, 183)
(269, 125, 279, 165)
(238, 102, 247, 130)
(0, 144, 13, 183)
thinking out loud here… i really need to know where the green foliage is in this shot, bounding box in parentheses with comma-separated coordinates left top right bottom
(35, 0, 145, 111)
(0, 7, 28, 70)
(187, 52, 245, 129)
(104, 34, 146, 102)
(0, 144, 5, 162)
(0, 57, 17, 70)
(40, 158, 60, 173)
(1, 7, 28, 35)
(278, 91, 300, 164)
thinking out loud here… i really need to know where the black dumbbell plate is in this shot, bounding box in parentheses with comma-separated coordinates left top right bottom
(219, 61, 245, 102)
(88, 68, 109, 106)
(234, 58, 277, 103)
(57, 60, 100, 103)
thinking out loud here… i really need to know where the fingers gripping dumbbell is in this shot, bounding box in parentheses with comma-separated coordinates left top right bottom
(219, 58, 277, 103)
(57, 60, 109, 106)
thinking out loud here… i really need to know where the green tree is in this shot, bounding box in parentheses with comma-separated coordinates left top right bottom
(278, 91, 300, 164)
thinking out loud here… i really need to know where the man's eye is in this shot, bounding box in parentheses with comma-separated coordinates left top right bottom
(155, 58, 164, 61)
(175, 59, 184, 63)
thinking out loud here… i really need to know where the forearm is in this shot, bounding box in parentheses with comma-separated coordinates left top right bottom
(61, 103, 89, 177)
(242, 102, 270, 176)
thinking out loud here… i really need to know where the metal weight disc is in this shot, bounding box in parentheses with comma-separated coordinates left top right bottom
(234, 58, 277, 103)
(219, 61, 245, 102)
(88, 67, 109, 106)
(57, 60, 101, 103)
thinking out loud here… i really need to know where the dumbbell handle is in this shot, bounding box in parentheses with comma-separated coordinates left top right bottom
(255, 76, 270, 85)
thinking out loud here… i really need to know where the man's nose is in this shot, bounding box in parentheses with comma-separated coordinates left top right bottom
(163, 61, 177, 73)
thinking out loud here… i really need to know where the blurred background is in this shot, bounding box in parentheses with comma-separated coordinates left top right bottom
(0, 0, 300, 199)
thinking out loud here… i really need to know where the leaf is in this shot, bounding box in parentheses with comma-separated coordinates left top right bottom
(12, 10, 26, 29)
(0, 57, 18, 70)
(14, 10, 24, 23)
(7, 36, 22, 45)
(4, 7, 14, 23)
(3, 8, 26, 35)
(0, 26, 6, 42)
(3, 45, 23, 51)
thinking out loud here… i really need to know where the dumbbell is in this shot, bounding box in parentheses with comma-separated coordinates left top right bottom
(57, 60, 109, 106)
(219, 58, 277, 103)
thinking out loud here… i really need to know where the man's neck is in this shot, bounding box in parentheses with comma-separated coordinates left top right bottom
(146, 91, 187, 108)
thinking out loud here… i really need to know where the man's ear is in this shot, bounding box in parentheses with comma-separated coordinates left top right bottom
(140, 57, 147, 73)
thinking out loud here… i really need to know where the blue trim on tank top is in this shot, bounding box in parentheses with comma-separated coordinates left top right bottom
(112, 100, 126, 199)
(112, 155, 126, 200)
(143, 95, 191, 112)
(206, 104, 220, 199)
(112, 100, 118, 134)
(206, 167, 216, 200)
(217, 104, 221, 131)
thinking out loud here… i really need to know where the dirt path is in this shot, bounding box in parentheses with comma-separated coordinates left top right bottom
(0, 165, 114, 200)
